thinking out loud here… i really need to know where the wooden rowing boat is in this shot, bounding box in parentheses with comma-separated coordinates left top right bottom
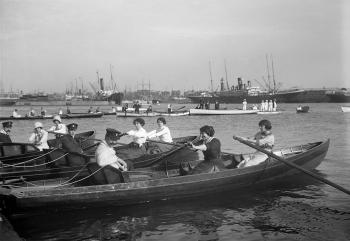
(257, 111, 281, 115)
(2, 139, 329, 212)
(116, 112, 160, 117)
(60, 113, 104, 118)
(341, 106, 350, 112)
(0, 115, 53, 121)
(0, 112, 104, 121)
(158, 111, 190, 117)
(296, 106, 309, 113)
(0, 136, 199, 182)
(189, 109, 259, 115)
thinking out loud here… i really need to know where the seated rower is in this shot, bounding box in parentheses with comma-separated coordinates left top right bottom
(234, 119, 275, 168)
(12, 109, 21, 118)
(117, 118, 148, 159)
(123, 118, 147, 147)
(89, 128, 133, 184)
(60, 123, 83, 153)
(28, 122, 49, 151)
(0, 121, 13, 143)
(147, 117, 173, 152)
(96, 128, 132, 171)
(48, 115, 67, 137)
(180, 125, 225, 175)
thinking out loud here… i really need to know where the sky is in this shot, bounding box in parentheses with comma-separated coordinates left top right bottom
(0, 0, 349, 93)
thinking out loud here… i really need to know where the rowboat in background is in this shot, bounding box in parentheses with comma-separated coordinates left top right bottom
(2, 139, 329, 212)
(0, 115, 53, 121)
(257, 111, 281, 115)
(158, 110, 190, 117)
(116, 112, 160, 117)
(61, 113, 104, 118)
(296, 106, 310, 113)
(189, 109, 258, 115)
(340, 106, 350, 112)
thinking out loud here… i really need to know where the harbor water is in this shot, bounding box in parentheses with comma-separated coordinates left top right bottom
(1, 103, 349, 241)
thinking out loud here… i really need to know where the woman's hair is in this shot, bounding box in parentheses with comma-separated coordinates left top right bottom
(200, 125, 215, 137)
(156, 117, 166, 124)
(259, 119, 272, 130)
(133, 118, 145, 126)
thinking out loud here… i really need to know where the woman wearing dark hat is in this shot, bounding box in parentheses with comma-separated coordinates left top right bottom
(181, 125, 225, 175)
(0, 121, 13, 143)
(89, 128, 133, 184)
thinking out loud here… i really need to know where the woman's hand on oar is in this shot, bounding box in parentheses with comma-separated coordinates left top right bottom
(233, 135, 350, 196)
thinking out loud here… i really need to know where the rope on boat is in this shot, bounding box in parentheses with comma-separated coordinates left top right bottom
(1, 153, 69, 168)
(21, 162, 91, 187)
(0, 148, 59, 167)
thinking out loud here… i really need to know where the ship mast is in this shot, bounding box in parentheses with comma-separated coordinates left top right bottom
(209, 61, 213, 92)
(265, 54, 271, 92)
(224, 59, 229, 90)
(270, 54, 276, 93)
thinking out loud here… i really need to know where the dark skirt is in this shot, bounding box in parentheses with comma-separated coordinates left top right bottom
(180, 159, 226, 175)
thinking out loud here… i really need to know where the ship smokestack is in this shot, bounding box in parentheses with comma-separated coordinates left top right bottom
(237, 77, 243, 90)
(220, 78, 225, 91)
(100, 78, 104, 91)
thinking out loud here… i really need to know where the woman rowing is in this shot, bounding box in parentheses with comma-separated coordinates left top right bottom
(117, 118, 148, 159)
(147, 117, 173, 152)
(28, 122, 49, 151)
(234, 119, 275, 168)
(180, 125, 225, 175)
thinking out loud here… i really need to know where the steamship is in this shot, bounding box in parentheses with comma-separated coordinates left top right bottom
(187, 77, 333, 104)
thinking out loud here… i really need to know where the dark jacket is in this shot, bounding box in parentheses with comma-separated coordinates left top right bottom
(60, 134, 83, 153)
(0, 133, 12, 143)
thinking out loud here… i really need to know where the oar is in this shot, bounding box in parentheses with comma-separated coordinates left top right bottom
(174, 106, 186, 112)
(232, 135, 350, 195)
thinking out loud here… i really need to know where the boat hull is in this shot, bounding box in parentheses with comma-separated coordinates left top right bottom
(189, 109, 258, 115)
(341, 106, 350, 112)
(9, 140, 329, 211)
(188, 89, 332, 104)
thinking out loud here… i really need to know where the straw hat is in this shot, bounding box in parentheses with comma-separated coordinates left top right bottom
(53, 115, 62, 123)
(34, 122, 43, 129)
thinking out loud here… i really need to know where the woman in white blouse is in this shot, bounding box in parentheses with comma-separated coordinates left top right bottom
(147, 117, 173, 152)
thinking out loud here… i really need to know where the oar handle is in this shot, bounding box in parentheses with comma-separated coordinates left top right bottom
(233, 135, 350, 196)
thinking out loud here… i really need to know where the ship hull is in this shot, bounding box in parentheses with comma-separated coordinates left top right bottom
(188, 89, 332, 104)
(0, 98, 17, 106)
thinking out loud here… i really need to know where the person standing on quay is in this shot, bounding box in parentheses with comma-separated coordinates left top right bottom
(268, 100, 273, 112)
(242, 99, 247, 111)
(273, 99, 277, 111)
(260, 100, 265, 111)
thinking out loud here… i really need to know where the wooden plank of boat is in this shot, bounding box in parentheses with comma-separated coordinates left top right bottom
(61, 113, 104, 119)
(7, 139, 330, 211)
(341, 106, 350, 112)
(189, 109, 259, 115)
(257, 111, 281, 115)
(116, 112, 160, 117)
(0, 115, 53, 121)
